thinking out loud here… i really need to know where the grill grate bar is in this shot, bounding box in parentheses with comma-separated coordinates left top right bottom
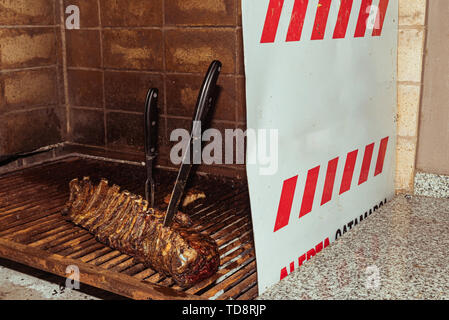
(77, 246, 112, 263)
(50, 236, 98, 256)
(26, 225, 77, 246)
(121, 262, 146, 276)
(236, 283, 259, 300)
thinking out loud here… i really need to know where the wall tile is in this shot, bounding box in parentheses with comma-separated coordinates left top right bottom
(397, 84, 420, 137)
(395, 137, 417, 192)
(0, 28, 56, 69)
(56, 65, 66, 105)
(69, 107, 105, 146)
(106, 111, 148, 152)
(103, 29, 163, 70)
(104, 71, 163, 113)
(67, 69, 103, 108)
(236, 76, 246, 122)
(100, 0, 162, 27)
(0, 67, 58, 114)
(236, 28, 244, 75)
(165, 0, 236, 26)
(399, 0, 427, 26)
(0, 107, 65, 155)
(0, 0, 54, 25)
(165, 28, 236, 74)
(398, 28, 425, 82)
(65, 29, 101, 68)
(166, 74, 236, 121)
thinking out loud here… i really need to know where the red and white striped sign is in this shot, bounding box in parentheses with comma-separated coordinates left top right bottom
(274, 136, 389, 232)
(260, 0, 390, 43)
(242, 0, 397, 295)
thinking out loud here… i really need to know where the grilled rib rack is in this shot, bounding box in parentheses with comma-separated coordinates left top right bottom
(0, 157, 257, 300)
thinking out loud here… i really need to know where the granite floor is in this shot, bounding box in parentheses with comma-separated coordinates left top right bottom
(1, 194, 448, 300)
(258, 195, 449, 300)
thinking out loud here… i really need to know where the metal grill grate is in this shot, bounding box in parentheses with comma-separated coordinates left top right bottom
(0, 157, 257, 300)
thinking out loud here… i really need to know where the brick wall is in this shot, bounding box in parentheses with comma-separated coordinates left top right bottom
(0, 0, 66, 156)
(395, 0, 427, 192)
(63, 0, 245, 178)
(1, 1, 431, 187)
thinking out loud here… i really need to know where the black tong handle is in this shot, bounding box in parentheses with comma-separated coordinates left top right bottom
(144, 88, 159, 159)
(163, 60, 222, 227)
(144, 88, 159, 207)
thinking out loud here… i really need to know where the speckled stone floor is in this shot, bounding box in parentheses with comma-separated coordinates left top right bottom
(415, 172, 449, 199)
(0, 258, 125, 300)
(258, 195, 449, 300)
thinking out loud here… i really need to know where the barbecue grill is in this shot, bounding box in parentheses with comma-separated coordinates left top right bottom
(0, 52, 257, 299)
(0, 156, 257, 300)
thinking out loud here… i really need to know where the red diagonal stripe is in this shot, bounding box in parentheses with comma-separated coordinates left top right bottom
(333, 0, 354, 39)
(354, 0, 373, 38)
(290, 261, 295, 273)
(321, 157, 339, 205)
(286, 0, 309, 42)
(311, 0, 332, 40)
(280, 267, 288, 280)
(261, 0, 285, 43)
(372, 0, 389, 36)
(339, 150, 359, 194)
(273, 175, 298, 232)
(358, 143, 375, 185)
(374, 137, 389, 176)
(299, 166, 320, 218)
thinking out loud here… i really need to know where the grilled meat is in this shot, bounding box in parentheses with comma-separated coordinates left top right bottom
(62, 177, 219, 287)
(163, 189, 206, 207)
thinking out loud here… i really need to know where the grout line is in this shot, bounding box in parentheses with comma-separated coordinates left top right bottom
(398, 25, 426, 30)
(234, 1, 240, 124)
(162, 0, 169, 146)
(67, 107, 246, 126)
(0, 65, 58, 74)
(66, 25, 238, 30)
(59, 0, 71, 141)
(65, 67, 239, 77)
(0, 105, 60, 116)
(396, 135, 418, 143)
(53, 24, 63, 108)
(398, 81, 423, 86)
(97, 0, 107, 148)
(0, 25, 59, 28)
(70, 105, 105, 111)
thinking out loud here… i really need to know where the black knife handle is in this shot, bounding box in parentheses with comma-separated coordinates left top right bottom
(189, 60, 222, 163)
(163, 61, 222, 227)
(144, 88, 159, 160)
(191, 60, 222, 134)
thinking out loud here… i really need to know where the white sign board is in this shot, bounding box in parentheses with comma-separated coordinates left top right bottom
(242, 0, 397, 294)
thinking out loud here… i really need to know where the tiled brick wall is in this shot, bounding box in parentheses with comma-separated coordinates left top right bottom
(63, 0, 245, 178)
(395, 0, 427, 192)
(0, 0, 66, 155)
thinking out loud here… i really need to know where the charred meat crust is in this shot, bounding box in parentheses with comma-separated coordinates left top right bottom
(163, 189, 206, 207)
(62, 177, 220, 288)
